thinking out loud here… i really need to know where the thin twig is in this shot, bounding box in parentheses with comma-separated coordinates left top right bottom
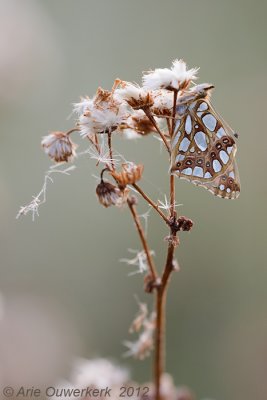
(66, 127, 80, 136)
(155, 89, 179, 400)
(132, 184, 170, 225)
(108, 130, 115, 170)
(127, 199, 158, 283)
(144, 109, 171, 154)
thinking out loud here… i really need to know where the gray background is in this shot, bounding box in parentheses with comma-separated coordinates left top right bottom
(0, 0, 267, 399)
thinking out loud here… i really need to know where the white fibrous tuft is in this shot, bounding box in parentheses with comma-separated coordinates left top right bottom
(72, 97, 93, 116)
(143, 59, 199, 91)
(124, 308, 156, 360)
(151, 90, 174, 116)
(143, 68, 175, 91)
(121, 128, 141, 140)
(79, 108, 126, 138)
(71, 358, 129, 389)
(115, 82, 148, 102)
(171, 59, 199, 87)
(41, 132, 77, 163)
(120, 248, 154, 276)
(77, 87, 128, 137)
(115, 82, 153, 109)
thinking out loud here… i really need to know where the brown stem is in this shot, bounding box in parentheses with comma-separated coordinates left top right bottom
(143, 109, 171, 154)
(171, 90, 178, 138)
(127, 199, 158, 283)
(166, 118, 172, 136)
(155, 236, 177, 400)
(65, 127, 80, 136)
(108, 131, 115, 170)
(155, 93, 178, 399)
(132, 183, 170, 225)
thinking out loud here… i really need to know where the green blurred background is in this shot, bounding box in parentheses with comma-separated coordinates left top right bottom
(0, 0, 267, 398)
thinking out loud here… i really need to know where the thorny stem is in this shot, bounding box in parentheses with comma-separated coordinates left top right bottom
(127, 199, 158, 283)
(132, 183, 170, 225)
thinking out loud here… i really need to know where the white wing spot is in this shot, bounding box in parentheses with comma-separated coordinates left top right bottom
(229, 171, 235, 178)
(213, 159, 222, 173)
(219, 184, 225, 190)
(227, 146, 233, 154)
(194, 131, 207, 151)
(182, 168, 192, 176)
(171, 132, 181, 149)
(175, 119, 181, 131)
(179, 137, 191, 152)
(190, 146, 195, 153)
(185, 115, 192, 134)
(204, 172, 212, 179)
(202, 114, 217, 131)
(216, 127, 225, 138)
(226, 188, 231, 193)
(197, 102, 208, 112)
(175, 154, 185, 163)
(193, 166, 204, 177)
(219, 150, 229, 164)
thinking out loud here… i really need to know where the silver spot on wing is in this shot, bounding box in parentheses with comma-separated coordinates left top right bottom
(194, 131, 207, 151)
(202, 113, 217, 131)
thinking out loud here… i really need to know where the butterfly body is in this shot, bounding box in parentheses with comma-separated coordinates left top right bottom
(171, 85, 240, 199)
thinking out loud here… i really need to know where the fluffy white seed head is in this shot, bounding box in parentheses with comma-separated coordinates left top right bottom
(151, 90, 174, 116)
(115, 82, 153, 109)
(73, 97, 94, 116)
(143, 59, 199, 91)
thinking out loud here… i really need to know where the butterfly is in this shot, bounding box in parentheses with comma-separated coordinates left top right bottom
(170, 84, 240, 199)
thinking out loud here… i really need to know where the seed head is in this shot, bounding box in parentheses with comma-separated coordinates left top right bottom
(143, 59, 199, 91)
(96, 180, 123, 208)
(115, 82, 154, 110)
(41, 131, 77, 163)
(110, 163, 144, 188)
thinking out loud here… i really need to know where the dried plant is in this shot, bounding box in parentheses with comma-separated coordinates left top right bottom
(18, 59, 240, 399)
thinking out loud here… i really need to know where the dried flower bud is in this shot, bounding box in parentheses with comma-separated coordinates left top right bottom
(176, 216, 194, 231)
(110, 163, 144, 188)
(127, 195, 138, 206)
(41, 131, 77, 163)
(96, 180, 123, 208)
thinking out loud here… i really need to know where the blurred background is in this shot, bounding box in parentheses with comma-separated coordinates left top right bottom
(0, 0, 267, 399)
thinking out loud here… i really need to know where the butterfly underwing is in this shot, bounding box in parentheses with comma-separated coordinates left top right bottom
(170, 84, 240, 199)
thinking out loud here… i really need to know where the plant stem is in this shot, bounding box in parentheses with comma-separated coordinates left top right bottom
(144, 109, 171, 154)
(155, 91, 178, 400)
(127, 199, 158, 283)
(108, 131, 115, 170)
(132, 184, 170, 225)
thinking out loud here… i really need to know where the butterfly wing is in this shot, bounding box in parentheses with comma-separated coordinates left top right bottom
(171, 98, 240, 199)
